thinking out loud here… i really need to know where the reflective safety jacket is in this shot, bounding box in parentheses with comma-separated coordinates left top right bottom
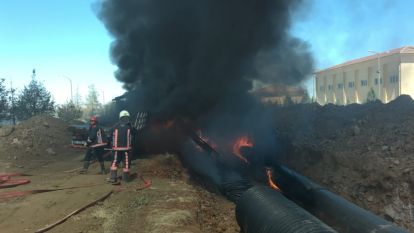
(109, 121, 137, 151)
(87, 124, 108, 148)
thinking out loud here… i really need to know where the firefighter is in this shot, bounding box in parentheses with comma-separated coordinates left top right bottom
(107, 110, 138, 183)
(80, 116, 108, 174)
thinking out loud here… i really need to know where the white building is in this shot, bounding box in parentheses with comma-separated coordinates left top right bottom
(315, 46, 414, 105)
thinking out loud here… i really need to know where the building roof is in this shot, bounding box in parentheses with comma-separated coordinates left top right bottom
(315, 46, 414, 74)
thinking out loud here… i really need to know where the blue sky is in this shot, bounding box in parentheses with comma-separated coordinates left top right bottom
(292, 0, 414, 70)
(0, 0, 121, 104)
(1, 0, 413, 104)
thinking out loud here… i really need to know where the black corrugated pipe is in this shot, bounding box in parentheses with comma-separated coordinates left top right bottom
(236, 186, 338, 233)
(180, 140, 252, 202)
(219, 170, 253, 203)
(273, 164, 409, 233)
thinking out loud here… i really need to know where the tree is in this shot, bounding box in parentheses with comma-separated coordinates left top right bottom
(15, 71, 55, 120)
(0, 78, 9, 120)
(83, 85, 102, 118)
(57, 101, 83, 122)
(366, 88, 376, 103)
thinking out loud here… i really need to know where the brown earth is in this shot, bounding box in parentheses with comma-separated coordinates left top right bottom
(0, 154, 239, 233)
(273, 95, 414, 232)
(0, 115, 73, 167)
(0, 116, 239, 233)
(2, 99, 414, 233)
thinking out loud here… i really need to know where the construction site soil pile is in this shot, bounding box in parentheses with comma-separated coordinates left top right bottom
(273, 95, 414, 231)
(0, 115, 73, 164)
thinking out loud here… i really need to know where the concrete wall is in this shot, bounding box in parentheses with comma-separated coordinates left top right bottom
(316, 53, 412, 105)
(400, 53, 414, 97)
(400, 63, 414, 96)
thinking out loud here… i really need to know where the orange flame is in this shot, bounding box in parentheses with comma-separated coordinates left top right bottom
(232, 136, 253, 164)
(266, 168, 280, 191)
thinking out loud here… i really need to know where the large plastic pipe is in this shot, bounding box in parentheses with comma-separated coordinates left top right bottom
(273, 164, 409, 233)
(180, 140, 252, 202)
(236, 186, 338, 233)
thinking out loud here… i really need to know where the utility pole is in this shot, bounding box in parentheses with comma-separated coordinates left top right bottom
(368, 50, 381, 102)
(9, 80, 15, 125)
(102, 90, 105, 104)
(63, 75, 73, 103)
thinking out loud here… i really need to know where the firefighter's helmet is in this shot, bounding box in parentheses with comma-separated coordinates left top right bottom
(90, 115, 97, 122)
(119, 110, 130, 119)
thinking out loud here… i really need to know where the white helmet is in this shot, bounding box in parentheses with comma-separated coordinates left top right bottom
(119, 110, 130, 119)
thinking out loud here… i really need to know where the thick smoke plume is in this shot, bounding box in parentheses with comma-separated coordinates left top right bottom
(97, 0, 313, 120)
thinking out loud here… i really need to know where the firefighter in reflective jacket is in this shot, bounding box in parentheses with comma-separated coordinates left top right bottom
(80, 116, 108, 174)
(107, 110, 137, 183)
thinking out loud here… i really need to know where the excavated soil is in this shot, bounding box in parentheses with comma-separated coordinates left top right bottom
(0, 116, 239, 233)
(0, 115, 73, 170)
(1, 100, 414, 232)
(273, 95, 414, 232)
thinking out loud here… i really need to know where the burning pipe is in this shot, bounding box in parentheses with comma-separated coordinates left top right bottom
(180, 129, 407, 232)
(236, 185, 337, 233)
(180, 140, 253, 202)
(181, 138, 338, 233)
(272, 164, 409, 233)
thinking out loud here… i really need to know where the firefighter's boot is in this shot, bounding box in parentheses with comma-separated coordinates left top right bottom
(122, 172, 130, 182)
(107, 170, 117, 183)
(79, 161, 90, 174)
(99, 162, 108, 175)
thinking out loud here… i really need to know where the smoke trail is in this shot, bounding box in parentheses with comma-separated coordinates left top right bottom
(97, 0, 313, 119)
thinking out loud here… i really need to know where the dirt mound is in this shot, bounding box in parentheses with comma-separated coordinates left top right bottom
(274, 95, 414, 231)
(0, 115, 73, 162)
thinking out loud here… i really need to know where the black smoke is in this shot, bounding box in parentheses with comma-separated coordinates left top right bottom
(96, 0, 314, 121)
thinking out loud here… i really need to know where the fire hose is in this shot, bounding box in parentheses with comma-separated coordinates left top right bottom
(0, 174, 151, 231)
(32, 173, 152, 233)
(0, 173, 151, 201)
(34, 190, 114, 233)
(0, 173, 31, 189)
(0, 184, 102, 202)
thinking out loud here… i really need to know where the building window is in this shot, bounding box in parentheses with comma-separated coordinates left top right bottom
(319, 86, 325, 91)
(328, 85, 333, 90)
(374, 78, 383, 85)
(360, 80, 368, 86)
(348, 82, 355, 88)
(389, 75, 399, 83)
(337, 83, 344, 89)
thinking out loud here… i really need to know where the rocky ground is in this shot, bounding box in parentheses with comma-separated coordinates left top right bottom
(273, 95, 414, 231)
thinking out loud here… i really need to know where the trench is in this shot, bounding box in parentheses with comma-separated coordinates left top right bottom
(177, 133, 409, 233)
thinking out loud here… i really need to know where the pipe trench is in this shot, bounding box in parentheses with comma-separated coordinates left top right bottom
(273, 164, 409, 233)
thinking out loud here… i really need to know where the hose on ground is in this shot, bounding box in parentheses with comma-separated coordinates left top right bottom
(0, 173, 31, 189)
